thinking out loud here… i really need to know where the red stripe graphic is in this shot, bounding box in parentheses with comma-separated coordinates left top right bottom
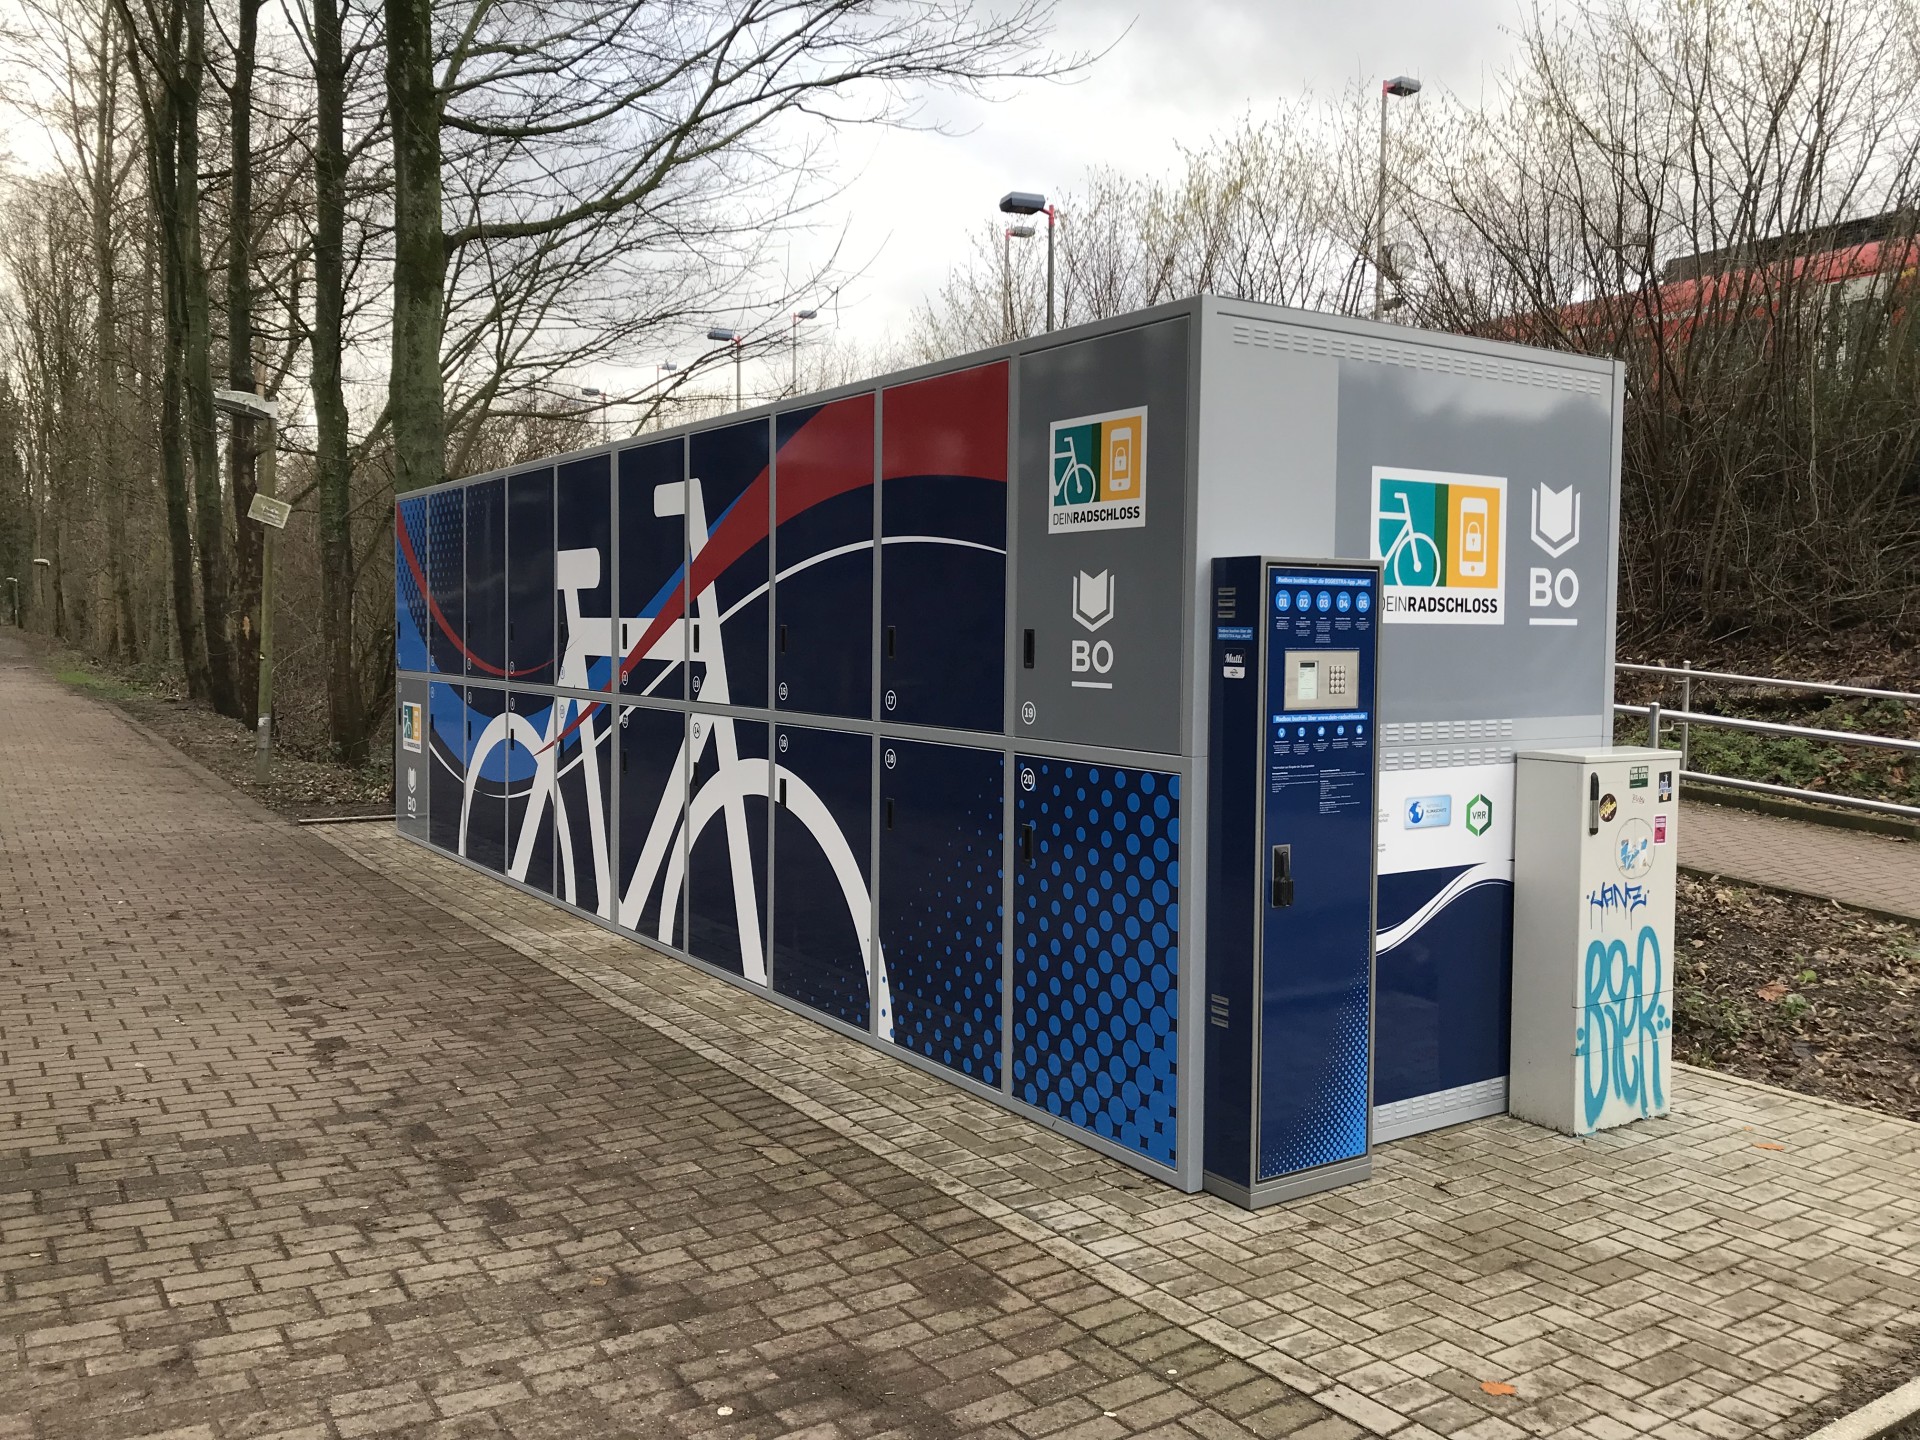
(394, 506, 546, 679)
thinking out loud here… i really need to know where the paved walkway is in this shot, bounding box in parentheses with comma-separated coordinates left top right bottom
(6, 636, 1920, 1440)
(1679, 803, 1920, 922)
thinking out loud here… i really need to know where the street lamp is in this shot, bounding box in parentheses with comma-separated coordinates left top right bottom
(1003, 223, 1035, 337)
(1375, 75, 1421, 322)
(789, 309, 818, 395)
(1000, 191, 1054, 331)
(707, 328, 742, 409)
(4, 575, 18, 628)
(212, 387, 282, 783)
(580, 386, 610, 444)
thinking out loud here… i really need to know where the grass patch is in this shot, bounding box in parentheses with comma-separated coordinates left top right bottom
(54, 667, 142, 701)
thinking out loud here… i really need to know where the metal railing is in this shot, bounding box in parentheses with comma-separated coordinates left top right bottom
(1614, 660, 1920, 821)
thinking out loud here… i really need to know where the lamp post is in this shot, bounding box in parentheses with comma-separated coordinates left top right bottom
(580, 386, 610, 444)
(31, 556, 50, 619)
(706, 328, 742, 409)
(649, 361, 678, 430)
(1003, 222, 1034, 337)
(1000, 191, 1053, 330)
(788, 309, 818, 395)
(4, 576, 17, 627)
(213, 387, 281, 782)
(1375, 76, 1421, 322)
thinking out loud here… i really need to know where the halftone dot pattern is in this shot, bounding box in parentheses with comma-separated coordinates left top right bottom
(883, 754, 1003, 1087)
(1013, 760, 1180, 1167)
(396, 498, 430, 673)
(426, 490, 464, 675)
(1258, 977, 1369, 1180)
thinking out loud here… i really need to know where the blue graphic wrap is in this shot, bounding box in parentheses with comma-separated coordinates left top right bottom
(426, 489, 464, 676)
(881, 741, 1003, 1085)
(1013, 760, 1179, 1167)
(396, 497, 430, 673)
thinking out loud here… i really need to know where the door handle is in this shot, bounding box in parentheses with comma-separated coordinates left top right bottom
(778, 623, 787, 654)
(1270, 844, 1294, 908)
(886, 625, 896, 659)
(1022, 629, 1035, 669)
(1588, 772, 1600, 835)
(1019, 821, 1035, 863)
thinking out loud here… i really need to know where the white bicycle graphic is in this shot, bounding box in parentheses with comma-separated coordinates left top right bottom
(1378, 490, 1443, 587)
(1051, 431, 1098, 506)
(455, 475, 894, 1036)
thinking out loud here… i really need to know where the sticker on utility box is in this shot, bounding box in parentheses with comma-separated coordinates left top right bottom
(400, 700, 424, 754)
(1049, 407, 1147, 533)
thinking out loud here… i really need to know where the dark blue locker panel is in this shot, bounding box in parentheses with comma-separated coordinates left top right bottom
(1202, 557, 1261, 1191)
(617, 704, 686, 951)
(463, 686, 510, 873)
(426, 488, 464, 676)
(464, 478, 506, 679)
(618, 437, 685, 700)
(774, 395, 873, 720)
(772, 725, 872, 1029)
(1012, 756, 1180, 1168)
(686, 713, 770, 979)
(880, 362, 1007, 732)
(551, 694, 614, 918)
(428, 681, 468, 854)
(507, 690, 555, 897)
(879, 739, 1002, 1085)
(1256, 564, 1376, 1182)
(689, 421, 770, 710)
(1374, 878, 1512, 1105)
(506, 467, 555, 684)
(557, 454, 614, 691)
(396, 497, 431, 673)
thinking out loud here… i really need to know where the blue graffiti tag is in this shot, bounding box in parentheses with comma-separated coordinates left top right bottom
(1585, 882, 1649, 928)
(1575, 924, 1669, 1129)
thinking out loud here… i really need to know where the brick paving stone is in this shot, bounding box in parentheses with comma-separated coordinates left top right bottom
(0, 633, 1340, 1440)
(1679, 802, 1920, 920)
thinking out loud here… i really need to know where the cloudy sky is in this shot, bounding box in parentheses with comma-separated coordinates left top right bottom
(784, 0, 1536, 357)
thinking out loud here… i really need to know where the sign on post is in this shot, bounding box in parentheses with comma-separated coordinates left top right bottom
(248, 494, 291, 529)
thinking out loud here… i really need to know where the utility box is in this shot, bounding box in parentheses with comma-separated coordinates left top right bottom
(1204, 559, 1381, 1206)
(1510, 747, 1677, 1134)
(396, 296, 1623, 1207)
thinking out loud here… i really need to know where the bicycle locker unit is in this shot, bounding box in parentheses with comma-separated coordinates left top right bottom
(394, 297, 1624, 1207)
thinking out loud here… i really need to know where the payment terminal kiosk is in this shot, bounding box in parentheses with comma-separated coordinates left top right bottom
(1203, 557, 1381, 1206)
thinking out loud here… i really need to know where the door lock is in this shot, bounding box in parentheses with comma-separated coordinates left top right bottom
(1270, 844, 1294, 908)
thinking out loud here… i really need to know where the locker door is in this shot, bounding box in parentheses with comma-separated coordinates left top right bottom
(879, 362, 1007, 732)
(773, 395, 873, 720)
(616, 703, 686, 951)
(506, 467, 555, 685)
(618, 438, 686, 700)
(688, 421, 770, 710)
(507, 690, 555, 896)
(879, 739, 1002, 1084)
(427, 681, 467, 855)
(463, 686, 510, 873)
(772, 725, 872, 1029)
(686, 712, 769, 979)
(464, 477, 506, 678)
(557, 454, 613, 691)
(426, 488, 465, 677)
(1012, 755, 1181, 1167)
(396, 497, 431, 674)
(552, 695, 614, 918)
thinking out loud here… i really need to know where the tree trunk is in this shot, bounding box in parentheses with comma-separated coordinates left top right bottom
(385, 0, 447, 497)
(180, 0, 239, 717)
(145, 44, 212, 700)
(225, 0, 263, 710)
(93, 6, 136, 662)
(312, 0, 365, 760)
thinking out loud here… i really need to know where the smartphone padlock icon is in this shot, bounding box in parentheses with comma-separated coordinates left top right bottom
(1106, 424, 1136, 497)
(1459, 496, 1488, 577)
